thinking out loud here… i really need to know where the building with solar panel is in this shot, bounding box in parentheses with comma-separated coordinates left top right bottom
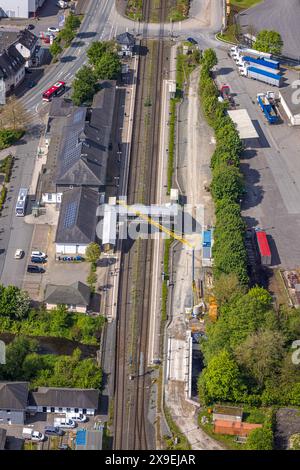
(38, 80, 116, 205)
(55, 186, 99, 256)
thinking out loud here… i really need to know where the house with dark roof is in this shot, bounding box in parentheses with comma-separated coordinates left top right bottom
(116, 32, 135, 57)
(28, 387, 99, 416)
(55, 186, 99, 255)
(39, 81, 116, 204)
(0, 44, 25, 103)
(44, 281, 91, 313)
(0, 382, 29, 425)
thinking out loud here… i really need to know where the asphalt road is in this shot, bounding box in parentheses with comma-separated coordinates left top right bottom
(238, 0, 300, 59)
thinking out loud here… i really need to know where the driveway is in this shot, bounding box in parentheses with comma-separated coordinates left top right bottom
(238, 0, 300, 59)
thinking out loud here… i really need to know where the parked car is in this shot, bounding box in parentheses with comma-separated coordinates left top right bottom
(66, 413, 87, 423)
(48, 26, 60, 33)
(28, 24, 35, 30)
(54, 418, 76, 429)
(31, 251, 47, 258)
(22, 428, 45, 441)
(187, 37, 198, 45)
(14, 249, 24, 259)
(44, 426, 64, 436)
(31, 256, 47, 264)
(27, 265, 45, 274)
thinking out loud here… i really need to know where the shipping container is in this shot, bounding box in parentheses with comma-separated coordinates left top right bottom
(255, 230, 271, 265)
(203, 230, 212, 247)
(241, 55, 279, 70)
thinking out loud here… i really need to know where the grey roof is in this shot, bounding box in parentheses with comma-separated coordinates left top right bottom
(0, 44, 25, 79)
(116, 32, 135, 46)
(44, 281, 91, 306)
(0, 28, 37, 53)
(40, 83, 116, 196)
(0, 428, 6, 450)
(0, 382, 29, 410)
(29, 387, 99, 410)
(279, 85, 300, 115)
(55, 186, 98, 244)
(213, 406, 243, 417)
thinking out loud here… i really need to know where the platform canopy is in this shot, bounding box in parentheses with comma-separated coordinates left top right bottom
(228, 109, 259, 139)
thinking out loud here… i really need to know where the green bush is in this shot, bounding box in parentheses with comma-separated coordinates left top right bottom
(0, 129, 24, 150)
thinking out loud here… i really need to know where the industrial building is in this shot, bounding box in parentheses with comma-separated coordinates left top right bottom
(0, 0, 45, 18)
(279, 85, 300, 126)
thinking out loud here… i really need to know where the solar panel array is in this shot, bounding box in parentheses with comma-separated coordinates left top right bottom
(61, 129, 82, 171)
(63, 201, 78, 228)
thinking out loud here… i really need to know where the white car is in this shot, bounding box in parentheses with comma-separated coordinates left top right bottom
(54, 418, 76, 429)
(31, 431, 45, 442)
(48, 26, 60, 33)
(66, 413, 87, 423)
(31, 250, 47, 258)
(14, 249, 24, 259)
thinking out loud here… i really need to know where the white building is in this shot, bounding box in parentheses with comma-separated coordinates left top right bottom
(0, 0, 45, 18)
(279, 85, 300, 126)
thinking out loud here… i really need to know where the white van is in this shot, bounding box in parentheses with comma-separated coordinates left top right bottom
(54, 418, 76, 429)
(66, 413, 87, 423)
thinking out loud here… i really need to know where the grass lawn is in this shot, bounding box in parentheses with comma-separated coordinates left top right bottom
(230, 0, 263, 9)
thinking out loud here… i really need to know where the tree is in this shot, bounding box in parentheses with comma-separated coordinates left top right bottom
(202, 48, 218, 70)
(198, 350, 246, 404)
(49, 41, 63, 58)
(246, 427, 273, 450)
(85, 242, 101, 264)
(14, 289, 31, 319)
(212, 273, 245, 306)
(0, 336, 38, 380)
(94, 52, 121, 80)
(211, 163, 244, 202)
(234, 329, 285, 387)
(71, 66, 97, 105)
(253, 30, 283, 55)
(65, 12, 81, 31)
(0, 97, 31, 130)
(58, 27, 75, 46)
(87, 41, 109, 65)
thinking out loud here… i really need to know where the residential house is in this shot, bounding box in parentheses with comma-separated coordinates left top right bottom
(28, 387, 100, 416)
(212, 406, 243, 423)
(0, 44, 25, 103)
(0, 382, 29, 425)
(55, 186, 99, 256)
(116, 32, 135, 57)
(44, 281, 91, 313)
(39, 81, 116, 204)
(0, 28, 38, 67)
(0, 0, 45, 18)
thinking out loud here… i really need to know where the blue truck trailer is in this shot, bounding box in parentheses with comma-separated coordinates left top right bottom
(257, 93, 278, 123)
(241, 65, 282, 87)
(241, 55, 280, 70)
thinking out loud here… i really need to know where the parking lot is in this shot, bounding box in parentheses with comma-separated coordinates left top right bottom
(1, 411, 102, 450)
(215, 48, 300, 269)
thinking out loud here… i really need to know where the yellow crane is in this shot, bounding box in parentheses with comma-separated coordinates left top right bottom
(117, 200, 200, 302)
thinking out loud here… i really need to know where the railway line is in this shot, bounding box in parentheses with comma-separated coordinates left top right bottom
(113, 0, 168, 450)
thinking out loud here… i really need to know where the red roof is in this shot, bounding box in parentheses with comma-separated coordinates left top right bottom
(214, 420, 262, 437)
(256, 231, 271, 257)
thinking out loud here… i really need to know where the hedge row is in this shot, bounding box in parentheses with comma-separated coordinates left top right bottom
(199, 49, 248, 285)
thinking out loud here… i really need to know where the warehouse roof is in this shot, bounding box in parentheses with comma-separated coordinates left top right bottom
(279, 85, 300, 116)
(228, 109, 259, 139)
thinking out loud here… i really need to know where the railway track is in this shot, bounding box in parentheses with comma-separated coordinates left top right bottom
(113, 0, 168, 450)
